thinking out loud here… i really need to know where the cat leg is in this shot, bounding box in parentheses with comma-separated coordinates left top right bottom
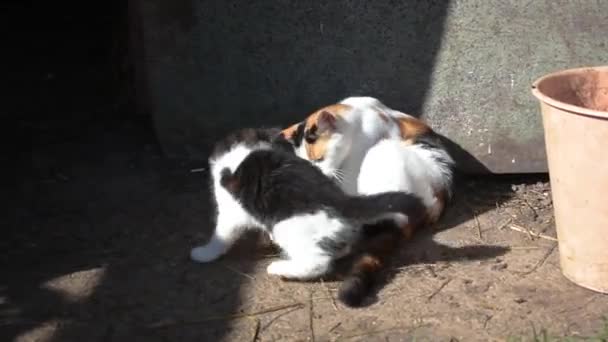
(266, 253, 332, 280)
(190, 212, 250, 263)
(267, 213, 342, 280)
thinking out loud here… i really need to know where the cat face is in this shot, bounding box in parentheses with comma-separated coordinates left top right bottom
(281, 104, 353, 179)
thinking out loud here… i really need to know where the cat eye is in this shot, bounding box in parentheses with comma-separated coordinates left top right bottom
(305, 133, 318, 144)
(313, 157, 324, 162)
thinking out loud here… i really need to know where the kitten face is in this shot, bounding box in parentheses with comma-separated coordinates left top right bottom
(281, 105, 353, 179)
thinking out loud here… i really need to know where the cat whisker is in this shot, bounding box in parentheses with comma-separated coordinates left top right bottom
(332, 169, 345, 184)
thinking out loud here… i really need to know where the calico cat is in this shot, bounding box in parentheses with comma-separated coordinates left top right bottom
(281, 97, 455, 303)
(190, 128, 425, 306)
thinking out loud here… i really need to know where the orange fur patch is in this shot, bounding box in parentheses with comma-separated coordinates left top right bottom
(354, 254, 382, 272)
(400, 223, 417, 240)
(394, 116, 431, 144)
(398, 198, 444, 240)
(304, 137, 328, 161)
(280, 123, 300, 140)
(300, 104, 352, 160)
(304, 104, 351, 129)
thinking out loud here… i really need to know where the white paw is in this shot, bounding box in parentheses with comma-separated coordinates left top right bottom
(266, 260, 294, 278)
(190, 245, 223, 263)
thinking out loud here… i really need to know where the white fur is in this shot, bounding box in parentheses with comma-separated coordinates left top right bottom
(298, 96, 453, 217)
(358, 139, 451, 218)
(296, 98, 394, 195)
(267, 211, 351, 279)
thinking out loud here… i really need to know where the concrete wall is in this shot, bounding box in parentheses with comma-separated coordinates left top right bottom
(134, 0, 608, 173)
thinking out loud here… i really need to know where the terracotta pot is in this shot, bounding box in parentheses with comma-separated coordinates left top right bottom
(532, 66, 608, 293)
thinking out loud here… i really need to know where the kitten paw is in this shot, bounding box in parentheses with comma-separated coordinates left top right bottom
(266, 260, 295, 278)
(190, 245, 224, 263)
(267, 258, 331, 280)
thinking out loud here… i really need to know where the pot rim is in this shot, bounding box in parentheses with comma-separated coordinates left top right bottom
(531, 65, 608, 119)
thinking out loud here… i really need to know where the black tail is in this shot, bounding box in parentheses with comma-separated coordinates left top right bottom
(338, 219, 401, 307)
(338, 192, 426, 307)
(342, 191, 425, 223)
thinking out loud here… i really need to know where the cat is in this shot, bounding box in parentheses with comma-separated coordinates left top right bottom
(190, 128, 425, 306)
(280, 96, 455, 304)
(190, 128, 287, 263)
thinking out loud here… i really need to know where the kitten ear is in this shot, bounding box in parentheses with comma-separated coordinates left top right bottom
(219, 168, 239, 193)
(280, 122, 304, 148)
(316, 110, 337, 132)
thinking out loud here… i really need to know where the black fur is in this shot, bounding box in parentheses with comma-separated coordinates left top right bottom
(338, 219, 401, 307)
(413, 130, 445, 151)
(414, 131, 455, 198)
(220, 149, 424, 229)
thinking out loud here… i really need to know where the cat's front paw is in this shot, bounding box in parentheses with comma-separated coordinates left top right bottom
(266, 260, 294, 278)
(190, 244, 224, 263)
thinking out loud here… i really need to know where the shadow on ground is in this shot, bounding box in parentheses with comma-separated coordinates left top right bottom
(5, 116, 262, 341)
(3, 1, 253, 339)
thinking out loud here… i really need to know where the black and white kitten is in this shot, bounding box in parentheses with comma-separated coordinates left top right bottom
(190, 128, 424, 279)
(190, 128, 287, 263)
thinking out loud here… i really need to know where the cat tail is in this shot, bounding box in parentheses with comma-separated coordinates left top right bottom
(341, 192, 425, 226)
(338, 192, 426, 307)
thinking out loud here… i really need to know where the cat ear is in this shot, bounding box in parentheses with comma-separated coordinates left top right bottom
(219, 168, 239, 193)
(280, 123, 300, 143)
(316, 110, 336, 132)
(280, 124, 297, 140)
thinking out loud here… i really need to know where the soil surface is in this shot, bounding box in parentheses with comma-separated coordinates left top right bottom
(6, 118, 608, 342)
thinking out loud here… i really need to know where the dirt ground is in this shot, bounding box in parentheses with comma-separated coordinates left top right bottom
(5, 118, 608, 342)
